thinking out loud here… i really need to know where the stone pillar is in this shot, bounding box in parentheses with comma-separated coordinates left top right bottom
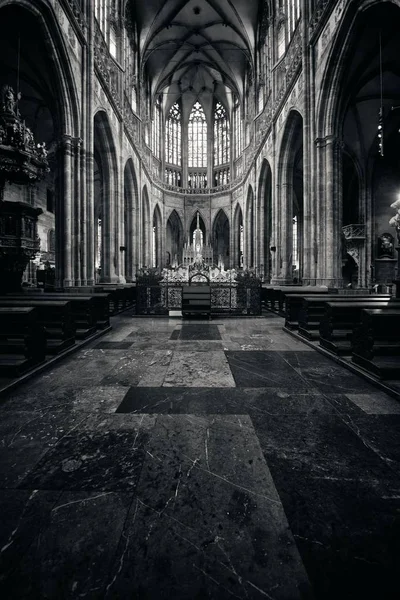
(60, 134, 73, 287)
(72, 137, 82, 286)
(321, 135, 343, 288)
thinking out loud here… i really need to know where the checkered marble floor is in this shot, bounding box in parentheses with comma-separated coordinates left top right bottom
(1, 312, 399, 599)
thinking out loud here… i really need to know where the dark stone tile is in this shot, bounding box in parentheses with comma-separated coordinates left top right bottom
(18, 428, 150, 492)
(267, 458, 400, 600)
(339, 414, 400, 476)
(278, 351, 378, 394)
(0, 489, 61, 578)
(117, 387, 241, 414)
(1, 491, 132, 599)
(105, 415, 311, 599)
(116, 386, 335, 417)
(180, 324, 221, 340)
(169, 329, 180, 340)
(93, 341, 133, 349)
(225, 351, 314, 390)
(251, 409, 396, 484)
(0, 411, 86, 488)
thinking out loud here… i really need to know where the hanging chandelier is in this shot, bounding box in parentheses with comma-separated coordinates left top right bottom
(0, 84, 49, 199)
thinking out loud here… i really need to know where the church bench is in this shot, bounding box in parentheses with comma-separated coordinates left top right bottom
(19, 292, 111, 330)
(0, 300, 75, 354)
(277, 286, 335, 316)
(352, 309, 400, 379)
(94, 286, 129, 315)
(5, 294, 97, 339)
(295, 295, 391, 337)
(319, 300, 400, 356)
(0, 307, 46, 376)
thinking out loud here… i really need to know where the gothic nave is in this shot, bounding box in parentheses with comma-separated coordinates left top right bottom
(1, 1, 400, 599)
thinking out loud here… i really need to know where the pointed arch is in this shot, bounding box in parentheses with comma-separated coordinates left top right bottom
(166, 210, 184, 266)
(257, 159, 273, 281)
(152, 204, 163, 268)
(212, 209, 230, 269)
(123, 159, 139, 281)
(276, 109, 303, 282)
(94, 110, 119, 283)
(142, 185, 151, 267)
(189, 212, 206, 246)
(246, 186, 255, 268)
(233, 204, 244, 268)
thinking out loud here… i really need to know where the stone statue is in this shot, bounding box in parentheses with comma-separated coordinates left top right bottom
(1, 84, 21, 115)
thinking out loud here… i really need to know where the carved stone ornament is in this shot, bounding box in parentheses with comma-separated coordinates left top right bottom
(0, 85, 49, 192)
(378, 232, 395, 259)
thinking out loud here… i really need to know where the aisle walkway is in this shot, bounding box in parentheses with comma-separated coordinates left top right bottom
(1, 313, 399, 599)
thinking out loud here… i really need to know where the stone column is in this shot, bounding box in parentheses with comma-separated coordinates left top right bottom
(322, 135, 343, 287)
(60, 134, 73, 287)
(72, 137, 82, 286)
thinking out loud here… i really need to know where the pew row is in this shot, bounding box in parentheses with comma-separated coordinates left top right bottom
(263, 286, 335, 315)
(6, 293, 110, 333)
(295, 295, 391, 339)
(0, 300, 75, 354)
(0, 307, 46, 376)
(352, 309, 400, 379)
(319, 300, 400, 356)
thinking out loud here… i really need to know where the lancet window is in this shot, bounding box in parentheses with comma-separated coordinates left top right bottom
(188, 102, 207, 168)
(214, 102, 230, 166)
(165, 102, 181, 167)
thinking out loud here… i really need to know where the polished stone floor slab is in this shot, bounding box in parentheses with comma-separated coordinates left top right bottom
(345, 393, 400, 414)
(18, 427, 150, 492)
(1, 312, 399, 599)
(163, 350, 236, 387)
(1, 490, 132, 598)
(225, 351, 315, 391)
(105, 415, 311, 599)
(179, 324, 222, 340)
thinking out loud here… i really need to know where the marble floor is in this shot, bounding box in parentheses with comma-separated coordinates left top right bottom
(0, 312, 400, 599)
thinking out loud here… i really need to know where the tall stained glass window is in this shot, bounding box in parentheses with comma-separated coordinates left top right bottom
(188, 102, 207, 168)
(165, 103, 181, 166)
(214, 102, 230, 166)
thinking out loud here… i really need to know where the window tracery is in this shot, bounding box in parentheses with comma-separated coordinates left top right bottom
(165, 102, 181, 168)
(188, 102, 207, 168)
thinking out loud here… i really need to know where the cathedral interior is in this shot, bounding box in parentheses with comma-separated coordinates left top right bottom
(1, 0, 400, 598)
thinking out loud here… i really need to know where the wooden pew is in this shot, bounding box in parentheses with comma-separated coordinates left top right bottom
(277, 286, 335, 317)
(0, 307, 46, 376)
(0, 300, 75, 354)
(94, 286, 126, 315)
(352, 308, 400, 379)
(296, 295, 391, 338)
(5, 294, 97, 339)
(319, 300, 400, 356)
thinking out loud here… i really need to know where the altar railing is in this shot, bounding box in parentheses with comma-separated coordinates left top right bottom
(135, 268, 262, 316)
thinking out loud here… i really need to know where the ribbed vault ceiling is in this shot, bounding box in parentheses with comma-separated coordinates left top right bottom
(130, 0, 261, 112)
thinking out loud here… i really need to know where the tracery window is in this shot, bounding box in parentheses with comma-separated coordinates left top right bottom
(214, 102, 230, 166)
(188, 102, 207, 168)
(165, 103, 181, 167)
